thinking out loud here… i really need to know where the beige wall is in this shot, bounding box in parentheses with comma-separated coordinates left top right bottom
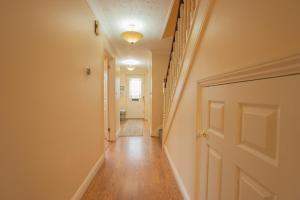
(165, 0, 300, 199)
(0, 1, 105, 199)
(151, 52, 169, 136)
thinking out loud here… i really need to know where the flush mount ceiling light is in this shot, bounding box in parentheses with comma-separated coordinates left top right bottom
(122, 59, 139, 66)
(121, 59, 139, 71)
(127, 65, 135, 71)
(121, 31, 144, 44)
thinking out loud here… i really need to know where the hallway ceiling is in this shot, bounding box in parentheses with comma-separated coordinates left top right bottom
(87, 0, 173, 68)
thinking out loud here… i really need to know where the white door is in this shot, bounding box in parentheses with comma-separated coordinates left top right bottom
(198, 75, 300, 200)
(126, 75, 145, 119)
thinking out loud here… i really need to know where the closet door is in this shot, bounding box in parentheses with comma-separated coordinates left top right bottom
(199, 75, 300, 200)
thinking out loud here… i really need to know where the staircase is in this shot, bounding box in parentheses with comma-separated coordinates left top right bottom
(162, 0, 215, 144)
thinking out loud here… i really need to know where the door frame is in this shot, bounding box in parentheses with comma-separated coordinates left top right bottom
(195, 85, 204, 200)
(103, 53, 110, 146)
(125, 74, 145, 119)
(103, 51, 117, 144)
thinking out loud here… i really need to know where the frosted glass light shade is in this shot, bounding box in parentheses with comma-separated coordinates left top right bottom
(127, 66, 135, 71)
(121, 31, 143, 44)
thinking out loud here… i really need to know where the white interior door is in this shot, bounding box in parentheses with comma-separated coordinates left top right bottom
(126, 75, 145, 119)
(198, 75, 300, 200)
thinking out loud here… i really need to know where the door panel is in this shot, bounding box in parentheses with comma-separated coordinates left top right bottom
(199, 75, 300, 200)
(126, 75, 145, 118)
(207, 147, 222, 200)
(238, 170, 276, 200)
(238, 104, 279, 165)
(209, 101, 225, 137)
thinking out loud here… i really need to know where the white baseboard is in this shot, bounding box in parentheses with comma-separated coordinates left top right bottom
(164, 145, 190, 200)
(71, 154, 105, 200)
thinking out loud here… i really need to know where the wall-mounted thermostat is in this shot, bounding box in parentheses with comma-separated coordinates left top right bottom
(86, 68, 91, 75)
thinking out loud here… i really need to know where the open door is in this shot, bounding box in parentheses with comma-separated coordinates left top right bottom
(197, 75, 300, 200)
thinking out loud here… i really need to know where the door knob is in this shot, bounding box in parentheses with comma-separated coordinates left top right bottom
(202, 131, 208, 138)
(196, 129, 208, 138)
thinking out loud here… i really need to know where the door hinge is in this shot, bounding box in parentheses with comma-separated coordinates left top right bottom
(108, 128, 111, 132)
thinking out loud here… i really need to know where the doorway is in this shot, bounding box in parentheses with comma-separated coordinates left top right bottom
(118, 68, 149, 138)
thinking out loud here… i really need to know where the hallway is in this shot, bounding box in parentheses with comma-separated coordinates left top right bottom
(1, 0, 300, 199)
(82, 120, 182, 200)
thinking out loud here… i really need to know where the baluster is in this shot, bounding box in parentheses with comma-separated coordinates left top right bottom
(185, 0, 191, 37)
(170, 60, 174, 88)
(165, 94, 168, 118)
(175, 50, 180, 80)
(172, 52, 177, 81)
(177, 19, 182, 63)
(190, 0, 195, 25)
(172, 41, 177, 89)
(165, 81, 169, 114)
(170, 62, 174, 97)
(167, 81, 171, 113)
(175, 31, 179, 76)
(180, 4, 185, 51)
(172, 59, 176, 96)
(195, 0, 200, 7)
(180, 17, 184, 60)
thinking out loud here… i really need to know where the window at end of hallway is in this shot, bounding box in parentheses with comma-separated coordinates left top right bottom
(129, 78, 142, 99)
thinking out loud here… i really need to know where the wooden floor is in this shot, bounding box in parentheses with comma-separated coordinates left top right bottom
(82, 120, 183, 200)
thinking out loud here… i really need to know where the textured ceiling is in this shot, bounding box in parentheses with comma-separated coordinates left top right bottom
(87, 0, 173, 67)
